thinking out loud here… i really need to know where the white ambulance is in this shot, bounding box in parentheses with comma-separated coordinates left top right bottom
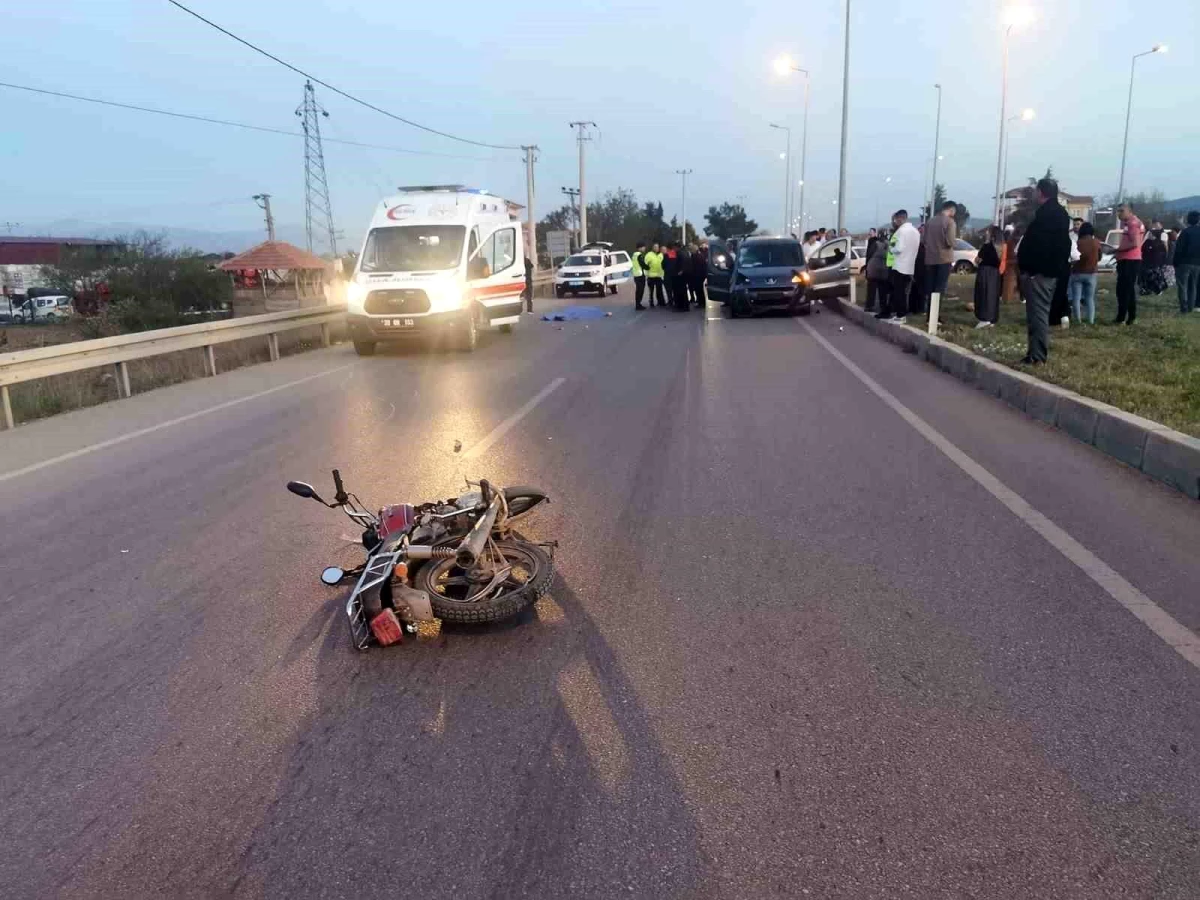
(346, 185, 527, 354)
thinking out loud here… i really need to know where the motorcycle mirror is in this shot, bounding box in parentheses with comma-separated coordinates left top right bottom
(320, 566, 345, 586)
(287, 481, 323, 502)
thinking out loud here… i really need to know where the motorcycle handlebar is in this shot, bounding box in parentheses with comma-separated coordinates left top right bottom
(332, 469, 349, 505)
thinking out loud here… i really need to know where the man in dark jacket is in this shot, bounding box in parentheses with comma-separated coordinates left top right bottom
(689, 243, 708, 306)
(663, 243, 687, 311)
(1017, 177, 1071, 364)
(1174, 210, 1200, 314)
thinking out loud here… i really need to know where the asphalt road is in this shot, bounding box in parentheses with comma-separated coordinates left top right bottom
(3, 286, 1200, 899)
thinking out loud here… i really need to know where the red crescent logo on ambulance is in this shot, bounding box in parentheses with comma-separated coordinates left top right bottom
(386, 205, 416, 221)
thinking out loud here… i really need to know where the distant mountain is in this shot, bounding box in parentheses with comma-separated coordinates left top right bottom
(15, 219, 314, 255)
(1164, 196, 1200, 214)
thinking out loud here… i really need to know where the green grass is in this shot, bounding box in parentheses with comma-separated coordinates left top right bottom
(904, 273, 1200, 437)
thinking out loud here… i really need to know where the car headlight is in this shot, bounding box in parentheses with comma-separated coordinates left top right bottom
(346, 282, 367, 313)
(792, 271, 811, 285)
(427, 282, 465, 312)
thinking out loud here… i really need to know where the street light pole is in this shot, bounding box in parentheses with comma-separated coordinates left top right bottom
(676, 169, 693, 244)
(928, 84, 942, 223)
(773, 59, 812, 235)
(1116, 44, 1167, 205)
(770, 123, 791, 234)
(991, 26, 1012, 226)
(522, 145, 539, 273)
(1000, 108, 1034, 229)
(836, 0, 851, 231)
(569, 121, 596, 245)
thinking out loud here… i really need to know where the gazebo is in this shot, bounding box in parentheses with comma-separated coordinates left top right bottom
(218, 240, 331, 306)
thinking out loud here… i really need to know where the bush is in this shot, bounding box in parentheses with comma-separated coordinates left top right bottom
(43, 231, 232, 334)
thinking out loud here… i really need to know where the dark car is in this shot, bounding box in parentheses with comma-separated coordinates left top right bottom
(706, 236, 811, 317)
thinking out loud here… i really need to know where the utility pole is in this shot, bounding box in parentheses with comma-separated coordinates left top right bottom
(561, 187, 581, 250)
(522, 145, 539, 272)
(928, 83, 942, 223)
(676, 169, 693, 244)
(569, 121, 596, 245)
(252, 194, 276, 242)
(836, 0, 851, 232)
(1117, 45, 1168, 205)
(296, 80, 337, 256)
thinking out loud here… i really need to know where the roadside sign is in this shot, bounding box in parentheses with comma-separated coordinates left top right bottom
(546, 230, 571, 264)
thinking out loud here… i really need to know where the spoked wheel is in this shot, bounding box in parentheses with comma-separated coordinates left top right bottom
(415, 539, 553, 624)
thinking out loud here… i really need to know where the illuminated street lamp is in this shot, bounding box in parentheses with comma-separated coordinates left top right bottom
(773, 55, 811, 233)
(1116, 44, 1167, 204)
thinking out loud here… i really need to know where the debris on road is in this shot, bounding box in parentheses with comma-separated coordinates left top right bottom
(542, 306, 607, 322)
(453, 439, 462, 453)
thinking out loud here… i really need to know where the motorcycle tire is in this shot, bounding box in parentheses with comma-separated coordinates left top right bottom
(415, 539, 553, 624)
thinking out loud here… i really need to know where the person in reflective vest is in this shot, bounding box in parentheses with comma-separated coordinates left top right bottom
(643, 244, 666, 307)
(632, 241, 647, 310)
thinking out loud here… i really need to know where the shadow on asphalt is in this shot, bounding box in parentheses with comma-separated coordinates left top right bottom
(230, 575, 709, 899)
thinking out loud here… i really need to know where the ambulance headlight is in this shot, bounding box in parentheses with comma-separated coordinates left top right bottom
(346, 282, 367, 313)
(428, 283, 465, 312)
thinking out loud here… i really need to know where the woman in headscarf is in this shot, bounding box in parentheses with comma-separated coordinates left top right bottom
(972, 225, 1005, 328)
(1139, 224, 1171, 295)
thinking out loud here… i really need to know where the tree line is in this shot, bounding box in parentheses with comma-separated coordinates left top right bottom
(536, 189, 759, 259)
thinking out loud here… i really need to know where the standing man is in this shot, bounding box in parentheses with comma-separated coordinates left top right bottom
(1173, 210, 1200, 315)
(1017, 177, 1071, 363)
(522, 255, 534, 313)
(689, 242, 708, 306)
(1112, 202, 1145, 325)
(922, 200, 957, 305)
(881, 209, 920, 323)
(644, 243, 665, 308)
(632, 241, 647, 310)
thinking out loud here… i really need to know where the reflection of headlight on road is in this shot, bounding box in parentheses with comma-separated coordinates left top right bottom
(427, 283, 465, 312)
(346, 282, 367, 313)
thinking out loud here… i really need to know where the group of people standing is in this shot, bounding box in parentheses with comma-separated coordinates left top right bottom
(862, 202, 957, 324)
(630, 241, 708, 312)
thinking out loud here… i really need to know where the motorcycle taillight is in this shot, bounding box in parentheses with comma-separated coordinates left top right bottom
(369, 609, 404, 647)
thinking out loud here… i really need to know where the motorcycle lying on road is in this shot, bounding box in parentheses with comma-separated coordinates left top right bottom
(287, 470, 555, 650)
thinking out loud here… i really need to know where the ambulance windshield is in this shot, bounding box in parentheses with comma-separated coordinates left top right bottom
(360, 226, 466, 272)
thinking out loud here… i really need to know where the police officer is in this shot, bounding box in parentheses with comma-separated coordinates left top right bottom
(644, 243, 666, 308)
(632, 241, 647, 310)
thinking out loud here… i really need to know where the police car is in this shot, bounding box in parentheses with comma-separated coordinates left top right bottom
(553, 242, 633, 298)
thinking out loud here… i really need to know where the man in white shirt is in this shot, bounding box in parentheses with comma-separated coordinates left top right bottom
(880, 208, 920, 323)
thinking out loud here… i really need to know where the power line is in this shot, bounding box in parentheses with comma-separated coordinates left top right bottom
(164, 0, 521, 151)
(0, 81, 494, 161)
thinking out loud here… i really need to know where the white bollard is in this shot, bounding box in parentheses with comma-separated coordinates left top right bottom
(928, 291, 941, 336)
(848, 274, 857, 306)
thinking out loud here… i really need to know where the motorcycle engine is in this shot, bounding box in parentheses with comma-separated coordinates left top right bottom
(411, 505, 458, 545)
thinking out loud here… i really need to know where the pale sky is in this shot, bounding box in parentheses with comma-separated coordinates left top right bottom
(3, 0, 1197, 249)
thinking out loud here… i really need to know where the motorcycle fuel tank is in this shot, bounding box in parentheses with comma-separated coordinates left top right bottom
(377, 504, 417, 541)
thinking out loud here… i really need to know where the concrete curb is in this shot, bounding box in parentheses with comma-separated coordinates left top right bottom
(831, 299, 1200, 500)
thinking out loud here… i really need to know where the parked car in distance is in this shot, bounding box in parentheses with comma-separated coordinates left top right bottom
(952, 239, 979, 273)
(16, 294, 74, 322)
(707, 236, 811, 317)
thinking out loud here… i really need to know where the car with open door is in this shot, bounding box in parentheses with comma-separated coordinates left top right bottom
(805, 235, 853, 301)
(718, 236, 811, 318)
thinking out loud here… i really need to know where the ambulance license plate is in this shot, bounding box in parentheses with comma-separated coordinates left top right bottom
(381, 318, 414, 328)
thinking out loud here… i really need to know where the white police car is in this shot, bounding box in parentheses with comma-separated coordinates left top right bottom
(554, 243, 633, 298)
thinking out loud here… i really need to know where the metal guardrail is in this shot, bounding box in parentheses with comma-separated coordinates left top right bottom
(0, 304, 346, 430)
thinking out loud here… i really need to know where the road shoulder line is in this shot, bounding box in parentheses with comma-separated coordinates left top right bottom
(800, 319, 1200, 671)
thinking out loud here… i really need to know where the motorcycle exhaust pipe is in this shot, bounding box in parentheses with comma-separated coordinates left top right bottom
(455, 496, 503, 568)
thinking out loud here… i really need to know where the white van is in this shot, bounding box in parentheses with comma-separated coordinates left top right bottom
(346, 185, 526, 354)
(553, 242, 633, 298)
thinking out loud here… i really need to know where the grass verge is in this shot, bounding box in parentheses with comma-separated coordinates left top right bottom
(902, 273, 1200, 438)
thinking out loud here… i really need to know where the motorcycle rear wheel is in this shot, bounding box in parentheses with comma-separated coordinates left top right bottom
(415, 540, 553, 624)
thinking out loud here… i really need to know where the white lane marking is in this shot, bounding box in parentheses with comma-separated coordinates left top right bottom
(464, 378, 566, 460)
(0, 362, 358, 485)
(800, 320, 1200, 671)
